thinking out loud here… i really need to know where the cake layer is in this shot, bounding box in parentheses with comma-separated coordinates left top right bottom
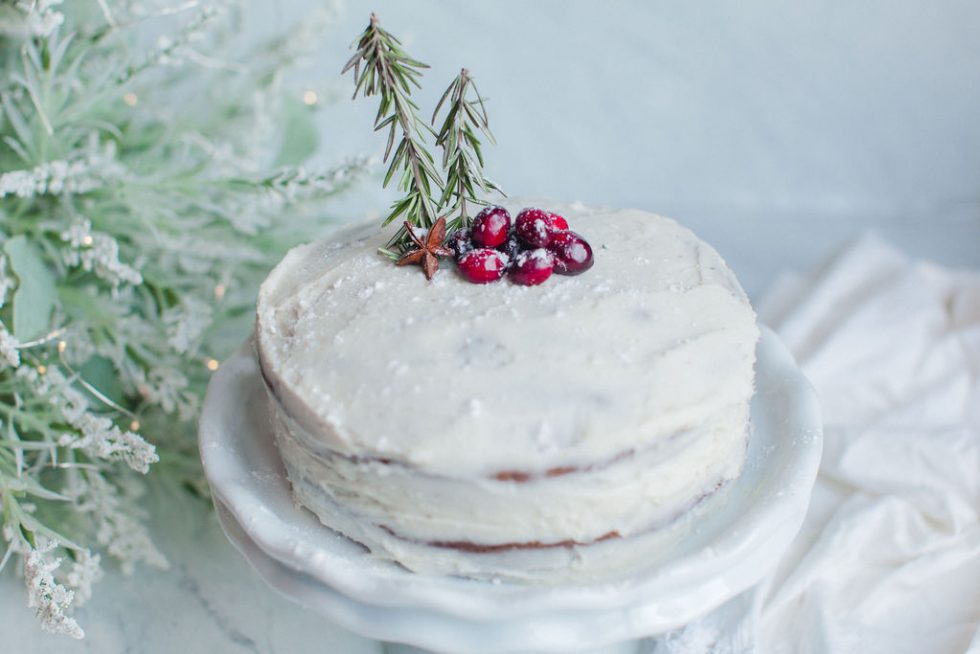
(273, 394, 748, 546)
(282, 448, 739, 583)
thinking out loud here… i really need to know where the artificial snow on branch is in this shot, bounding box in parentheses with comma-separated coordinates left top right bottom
(0, 0, 365, 637)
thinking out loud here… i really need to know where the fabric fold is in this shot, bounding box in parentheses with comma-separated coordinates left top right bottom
(646, 234, 979, 653)
(755, 235, 980, 654)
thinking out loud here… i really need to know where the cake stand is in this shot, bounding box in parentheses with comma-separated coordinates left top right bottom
(199, 327, 822, 653)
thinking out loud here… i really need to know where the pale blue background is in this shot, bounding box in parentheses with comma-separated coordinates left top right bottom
(314, 0, 980, 297)
(5, 2, 979, 652)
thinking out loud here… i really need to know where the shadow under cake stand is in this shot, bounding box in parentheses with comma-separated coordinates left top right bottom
(199, 327, 822, 654)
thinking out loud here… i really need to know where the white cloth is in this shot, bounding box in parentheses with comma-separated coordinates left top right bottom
(755, 234, 980, 653)
(647, 234, 980, 654)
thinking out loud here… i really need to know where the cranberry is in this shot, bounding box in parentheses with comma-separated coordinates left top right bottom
(447, 227, 473, 259)
(546, 212, 569, 231)
(549, 231, 594, 275)
(514, 208, 553, 248)
(498, 234, 526, 269)
(471, 206, 511, 248)
(457, 248, 508, 283)
(509, 248, 555, 286)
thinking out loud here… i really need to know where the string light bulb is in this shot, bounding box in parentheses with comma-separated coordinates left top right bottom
(81, 235, 94, 246)
(214, 283, 226, 300)
(37, 365, 47, 375)
(130, 420, 141, 431)
(57, 340, 67, 353)
(123, 92, 138, 107)
(302, 90, 318, 106)
(206, 358, 219, 372)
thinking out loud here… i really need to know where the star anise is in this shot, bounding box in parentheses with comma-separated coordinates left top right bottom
(397, 217, 453, 280)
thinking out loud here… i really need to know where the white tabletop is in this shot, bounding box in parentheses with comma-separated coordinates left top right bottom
(4, 1, 979, 652)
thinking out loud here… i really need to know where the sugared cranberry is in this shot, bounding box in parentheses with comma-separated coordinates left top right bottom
(447, 227, 473, 259)
(509, 248, 555, 286)
(457, 248, 508, 283)
(549, 231, 594, 275)
(515, 208, 571, 248)
(514, 208, 553, 248)
(498, 234, 526, 269)
(471, 206, 511, 248)
(546, 212, 569, 231)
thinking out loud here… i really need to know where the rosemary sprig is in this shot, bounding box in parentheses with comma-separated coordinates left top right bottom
(341, 13, 443, 254)
(432, 68, 503, 231)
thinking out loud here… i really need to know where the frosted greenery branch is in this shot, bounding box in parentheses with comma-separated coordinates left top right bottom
(343, 13, 503, 262)
(342, 12, 444, 255)
(0, 0, 365, 638)
(432, 68, 503, 231)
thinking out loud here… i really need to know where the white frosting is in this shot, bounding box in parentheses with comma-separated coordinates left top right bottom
(255, 203, 758, 582)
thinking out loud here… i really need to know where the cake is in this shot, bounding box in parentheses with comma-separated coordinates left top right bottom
(255, 203, 759, 583)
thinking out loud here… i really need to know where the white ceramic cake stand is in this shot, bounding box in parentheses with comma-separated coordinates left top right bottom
(199, 326, 822, 654)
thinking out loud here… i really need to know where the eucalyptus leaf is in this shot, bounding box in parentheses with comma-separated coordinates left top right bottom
(78, 355, 126, 406)
(4, 235, 56, 340)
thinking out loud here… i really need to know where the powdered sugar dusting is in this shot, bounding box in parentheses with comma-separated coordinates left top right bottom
(256, 203, 757, 478)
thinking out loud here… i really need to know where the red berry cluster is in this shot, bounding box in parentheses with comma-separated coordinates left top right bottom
(449, 207, 594, 286)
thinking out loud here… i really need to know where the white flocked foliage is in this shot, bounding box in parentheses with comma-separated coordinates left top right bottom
(0, 0, 365, 637)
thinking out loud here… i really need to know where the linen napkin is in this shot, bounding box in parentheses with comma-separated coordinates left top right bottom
(650, 234, 980, 654)
(754, 233, 980, 654)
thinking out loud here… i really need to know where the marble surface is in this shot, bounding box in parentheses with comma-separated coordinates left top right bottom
(1, 485, 379, 653)
(3, 1, 980, 652)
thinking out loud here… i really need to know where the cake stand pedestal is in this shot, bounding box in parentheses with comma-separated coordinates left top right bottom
(200, 327, 821, 654)
(384, 642, 639, 653)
